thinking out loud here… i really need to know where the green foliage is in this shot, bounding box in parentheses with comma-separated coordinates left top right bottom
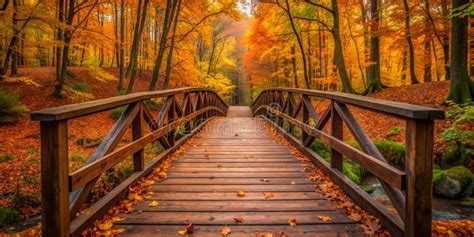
(145, 141, 164, 155)
(449, 3, 474, 18)
(0, 87, 28, 124)
(0, 207, 20, 228)
(441, 103, 474, 167)
(310, 139, 365, 184)
(374, 139, 405, 165)
(70, 154, 85, 162)
(111, 106, 126, 120)
(71, 82, 89, 92)
(76, 137, 102, 148)
(0, 154, 14, 162)
(12, 192, 41, 209)
(65, 69, 76, 78)
(144, 99, 161, 110)
(434, 166, 473, 198)
(386, 126, 402, 139)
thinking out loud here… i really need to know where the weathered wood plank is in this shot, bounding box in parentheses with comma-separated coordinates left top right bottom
(158, 177, 311, 185)
(151, 184, 315, 192)
(147, 192, 324, 201)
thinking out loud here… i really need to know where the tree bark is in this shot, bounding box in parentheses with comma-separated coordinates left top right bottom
(364, 0, 382, 94)
(402, 0, 420, 84)
(423, 0, 432, 83)
(447, 0, 473, 103)
(161, 0, 181, 90)
(118, 0, 125, 92)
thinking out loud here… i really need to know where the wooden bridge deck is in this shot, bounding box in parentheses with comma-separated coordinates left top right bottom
(114, 107, 363, 236)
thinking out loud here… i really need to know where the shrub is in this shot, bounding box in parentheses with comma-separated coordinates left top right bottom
(144, 99, 161, 110)
(71, 82, 89, 92)
(386, 126, 402, 139)
(374, 139, 405, 165)
(441, 102, 473, 167)
(111, 106, 126, 120)
(65, 69, 76, 78)
(0, 154, 14, 162)
(0, 207, 20, 228)
(0, 87, 28, 124)
(76, 137, 102, 148)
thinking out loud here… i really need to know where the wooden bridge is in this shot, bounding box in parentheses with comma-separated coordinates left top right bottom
(31, 88, 444, 236)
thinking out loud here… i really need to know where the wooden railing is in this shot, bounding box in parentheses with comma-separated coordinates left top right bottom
(31, 87, 228, 236)
(252, 88, 444, 237)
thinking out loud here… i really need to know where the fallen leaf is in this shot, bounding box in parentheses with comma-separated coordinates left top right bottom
(260, 179, 270, 182)
(290, 181, 296, 185)
(148, 201, 159, 207)
(178, 223, 194, 235)
(317, 215, 332, 222)
(288, 218, 297, 226)
(263, 192, 274, 199)
(348, 213, 362, 222)
(237, 191, 246, 197)
(233, 217, 244, 223)
(256, 233, 273, 237)
(221, 226, 231, 236)
(98, 221, 113, 231)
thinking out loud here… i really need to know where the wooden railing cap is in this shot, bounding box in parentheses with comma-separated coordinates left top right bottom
(256, 88, 445, 120)
(31, 87, 225, 121)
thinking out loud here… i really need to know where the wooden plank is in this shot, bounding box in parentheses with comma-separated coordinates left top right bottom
(260, 116, 404, 236)
(116, 224, 363, 237)
(171, 163, 303, 168)
(134, 200, 336, 212)
(150, 184, 316, 192)
(174, 159, 297, 163)
(169, 167, 306, 173)
(158, 177, 311, 185)
(147, 192, 324, 201)
(69, 118, 214, 236)
(40, 121, 69, 237)
(167, 172, 310, 178)
(117, 211, 353, 225)
(404, 119, 434, 237)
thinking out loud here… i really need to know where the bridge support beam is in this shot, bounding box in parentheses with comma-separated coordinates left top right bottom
(404, 119, 434, 237)
(40, 120, 70, 237)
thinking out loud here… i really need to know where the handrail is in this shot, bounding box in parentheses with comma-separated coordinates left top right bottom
(252, 87, 444, 120)
(252, 88, 444, 237)
(32, 88, 228, 236)
(31, 87, 228, 121)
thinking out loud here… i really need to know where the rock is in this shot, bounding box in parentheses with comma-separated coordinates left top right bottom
(434, 166, 473, 199)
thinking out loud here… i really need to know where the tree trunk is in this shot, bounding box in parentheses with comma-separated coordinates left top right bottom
(284, 0, 310, 89)
(423, 0, 432, 83)
(118, 0, 125, 92)
(292, 44, 299, 88)
(447, 0, 473, 103)
(126, 0, 150, 93)
(331, 0, 357, 93)
(161, 0, 181, 90)
(364, 0, 382, 94)
(402, 0, 419, 84)
(53, 0, 65, 98)
(149, 0, 178, 91)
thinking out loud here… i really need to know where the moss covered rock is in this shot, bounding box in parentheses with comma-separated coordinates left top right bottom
(0, 207, 20, 228)
(434, 166, 473, 198)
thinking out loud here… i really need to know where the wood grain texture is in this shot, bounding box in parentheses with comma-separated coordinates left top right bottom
(117, 116, 363, 236)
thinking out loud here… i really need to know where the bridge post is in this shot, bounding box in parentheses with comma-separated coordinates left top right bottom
(330, 102, 343, 170)
(40, 120, 70, 237)
(132, 103, 144, 171)
(404, 119, 434, 237)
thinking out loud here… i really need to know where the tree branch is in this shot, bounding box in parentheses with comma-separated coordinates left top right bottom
(303, 0, 334, 14)
(293, 15, 333, 32)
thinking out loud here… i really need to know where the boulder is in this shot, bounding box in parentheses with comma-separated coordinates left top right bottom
(434, 166, 473, 199)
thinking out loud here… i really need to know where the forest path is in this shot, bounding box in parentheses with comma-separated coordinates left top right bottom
(114, 116, 363, 236)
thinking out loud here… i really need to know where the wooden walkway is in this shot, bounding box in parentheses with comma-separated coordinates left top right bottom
(115, 107, 363, 236)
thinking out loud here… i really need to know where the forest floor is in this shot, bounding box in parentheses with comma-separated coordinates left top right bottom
(0, 67, 471, 234)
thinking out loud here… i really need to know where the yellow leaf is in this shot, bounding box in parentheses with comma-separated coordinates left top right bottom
(318, 215, 332, 222)
(288, 219, 297, 227)
(148, 201, 159, 207)
(221, 226, 232, 236)
(178, 230, 187, 235)
(98, 221, 113, 231)
(237, 191, 246, 197)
